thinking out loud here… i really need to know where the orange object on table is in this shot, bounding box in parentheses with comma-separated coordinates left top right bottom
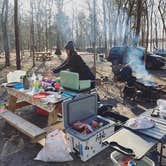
(33, 92, 49, 99)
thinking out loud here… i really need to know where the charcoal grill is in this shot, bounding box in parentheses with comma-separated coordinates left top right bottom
(134, 79, 166, 102)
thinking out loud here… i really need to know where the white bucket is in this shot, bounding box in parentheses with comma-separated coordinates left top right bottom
(110, 151, 155, 166)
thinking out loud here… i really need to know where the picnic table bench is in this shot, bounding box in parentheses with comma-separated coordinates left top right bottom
(35, 52, 52, 61)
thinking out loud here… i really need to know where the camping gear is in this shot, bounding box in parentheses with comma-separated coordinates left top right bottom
(63, 94, 115, 161)
(33, 92, 50, 116)
(110, 151, 155, 166)
(6, 82, 20, 87)
(104, 128, 157, 160)
(13, 82, 24, 89)
(60, 71, 91, 91)
(6, 82, 24, 89)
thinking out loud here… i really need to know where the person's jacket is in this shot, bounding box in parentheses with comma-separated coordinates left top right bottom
(53, 51, 95, 81)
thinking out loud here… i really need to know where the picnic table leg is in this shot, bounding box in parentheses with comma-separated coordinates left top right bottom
(7, 95, 17, 112)
(48, 105, 58, 126)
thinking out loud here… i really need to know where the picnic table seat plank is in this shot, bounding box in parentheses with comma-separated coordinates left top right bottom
(0, 110, 46, 140)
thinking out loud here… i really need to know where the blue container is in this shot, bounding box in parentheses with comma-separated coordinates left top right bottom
(13, 82, 24, 89)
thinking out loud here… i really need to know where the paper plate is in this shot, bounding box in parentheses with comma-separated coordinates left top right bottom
(126, 118, 154, 130)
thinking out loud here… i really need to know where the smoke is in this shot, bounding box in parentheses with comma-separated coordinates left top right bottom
(126, 47, 153, 81)
(56, 9, 72, 44)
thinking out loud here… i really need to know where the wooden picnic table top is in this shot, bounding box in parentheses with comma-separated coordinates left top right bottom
(7, 87, 66, 113)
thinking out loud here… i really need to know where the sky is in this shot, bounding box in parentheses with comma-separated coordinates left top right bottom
(17, 0, 88, 18)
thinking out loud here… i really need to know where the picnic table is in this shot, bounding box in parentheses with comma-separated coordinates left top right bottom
(106, 109, 166, 165)
(35, 52, 52, 61)
(139, 110, 166, 165)
(0, 87, 66, 143)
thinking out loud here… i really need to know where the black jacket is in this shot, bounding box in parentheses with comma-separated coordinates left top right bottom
(53, 51, 95, 80)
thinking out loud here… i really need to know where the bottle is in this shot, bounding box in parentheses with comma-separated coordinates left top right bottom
(23, 75, 30, 89)
(33, 76, 40, 92)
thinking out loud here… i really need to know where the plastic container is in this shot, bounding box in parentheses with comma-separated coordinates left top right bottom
(35, 107, 48, 116)
(13, 82, 24, 89)
(63, 94, 115, 161)
(110, 151, 155, 166)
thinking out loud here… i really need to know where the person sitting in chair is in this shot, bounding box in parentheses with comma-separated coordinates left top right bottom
(52, 41, 95, 88)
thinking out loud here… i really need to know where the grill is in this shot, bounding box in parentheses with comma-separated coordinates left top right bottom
(134, 79, 166, 102)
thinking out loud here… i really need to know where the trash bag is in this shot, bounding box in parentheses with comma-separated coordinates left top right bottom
(35, 130, 73, 162)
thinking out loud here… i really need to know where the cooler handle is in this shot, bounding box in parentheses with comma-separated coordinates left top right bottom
(109, 141, 135, 156)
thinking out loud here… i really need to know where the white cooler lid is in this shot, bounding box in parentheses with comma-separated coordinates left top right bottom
(63, 94, 98, 129)
(104, 128, 157, 160)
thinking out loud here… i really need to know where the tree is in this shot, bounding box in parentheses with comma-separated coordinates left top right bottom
(30, 0, 35, 67)
(102, 0, 107, 56)
(123, 0, 136, 46)
(55, 0, 64, 55)
(92, 0, 97, 77)
(14, 0, 21, 69)
(1, 0, 10, 66)
(133, 0, 143, 46)
(158, 0, 166, 33)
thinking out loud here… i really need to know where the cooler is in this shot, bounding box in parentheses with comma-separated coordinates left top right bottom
(63, 94, 115, 161)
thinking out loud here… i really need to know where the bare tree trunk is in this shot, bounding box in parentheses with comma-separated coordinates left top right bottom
(30, 0, 35, 67)
(108, 1, 112, 48)
(154, 13, 158, 48)
(123, 1, 135, 46)
(14, 0, 21, 70)
(1, 0, 10, 66)
(145, 0, 149, 50)
(150, 0, 154, 51)
(48, 0, 53, 50)
(92, 0, 96, 78)
(123, 16, 130, 46)
(102, 0, 107, 56)
(158, 0, 166, 33)
(114, 1, 121, 45)
(162, 25, 165, 49)
(134, 0, 143, 46)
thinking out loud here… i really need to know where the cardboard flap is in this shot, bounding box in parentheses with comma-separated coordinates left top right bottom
(63, 94, 98, 129)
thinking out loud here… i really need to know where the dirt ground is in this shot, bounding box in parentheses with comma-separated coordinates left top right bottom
(0, 52, 166, 166)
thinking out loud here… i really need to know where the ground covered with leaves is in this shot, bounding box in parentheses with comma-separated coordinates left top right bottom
(0, 52, 166, 166)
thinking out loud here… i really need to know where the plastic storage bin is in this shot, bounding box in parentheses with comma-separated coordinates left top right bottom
(110, 151, 155, 166)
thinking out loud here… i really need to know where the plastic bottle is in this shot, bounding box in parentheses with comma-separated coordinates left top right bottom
(33, 76, 40, 92)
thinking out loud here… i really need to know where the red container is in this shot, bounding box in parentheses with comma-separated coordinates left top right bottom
(35, 107, 49, 116)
